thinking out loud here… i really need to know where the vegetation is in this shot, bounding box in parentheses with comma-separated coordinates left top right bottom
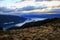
(0, 18, 60, 40)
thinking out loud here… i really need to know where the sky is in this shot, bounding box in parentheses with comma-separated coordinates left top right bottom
(0, 0, 60, 8)
(0, 0, 37, 8)
(0, 0, 60, 13)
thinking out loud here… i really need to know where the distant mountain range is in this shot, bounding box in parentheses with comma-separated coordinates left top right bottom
(0, 13, 60, 31)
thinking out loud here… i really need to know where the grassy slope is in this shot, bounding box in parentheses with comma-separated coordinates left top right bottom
(0, 18, 60, 40)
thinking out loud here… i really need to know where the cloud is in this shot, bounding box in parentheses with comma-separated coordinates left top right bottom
(17, 6, 36, 11)
(0, 4, 47, 14)
(15, 0, 26, 3)
(0, 0, 3, 1)
(15, 0, 35, 3)
(17, 5, 47, 11)
(48, 9, 60, 13)
(0, 7, 14, 13)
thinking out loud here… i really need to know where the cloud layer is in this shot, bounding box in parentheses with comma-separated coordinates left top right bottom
(0, 1, 60, 14)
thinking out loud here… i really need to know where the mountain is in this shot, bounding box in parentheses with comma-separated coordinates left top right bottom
(0, 18, 60, 40)
(21, 13, 60, 18)
(0, 14, 27, 30)
(0, 13, 60, 30)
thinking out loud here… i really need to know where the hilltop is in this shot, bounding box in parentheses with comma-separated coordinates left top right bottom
(0, 18, 60, 40)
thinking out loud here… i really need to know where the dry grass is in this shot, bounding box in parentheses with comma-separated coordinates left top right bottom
(0, 18, 60, 40)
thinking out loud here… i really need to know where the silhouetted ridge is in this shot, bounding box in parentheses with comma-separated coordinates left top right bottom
(9, 18, 60, 30)
(0, 15, 27, 30)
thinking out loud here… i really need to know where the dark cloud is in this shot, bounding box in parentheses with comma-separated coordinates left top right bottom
(0, 7, 14, 13)
(15, 0, 25, 3)
(48, 9, 60, 13)
(17, 6, 47, 11)
(0, 5, 47, 13)
(17, 6, 36, 11)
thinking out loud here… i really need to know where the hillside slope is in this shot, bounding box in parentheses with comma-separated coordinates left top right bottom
(0, 18, 60, 40)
